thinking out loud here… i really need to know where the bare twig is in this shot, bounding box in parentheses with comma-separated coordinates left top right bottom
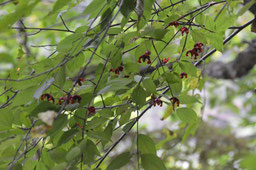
(8, 120, 38, 170)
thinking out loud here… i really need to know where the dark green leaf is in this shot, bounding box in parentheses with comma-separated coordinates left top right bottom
(138, 134, 156, 154)
(141, 154, 167, 170)
(131, 85, 147, 107)
(66, 146, 81, 162)
(176, 108, 198, 123)
(48, 0, 71, 15)
(106, 152, 132, 170)
(57, 129, 79, 146)
(47, 114, 68, 137)
(142, 78, 157, 93)
(55, 66, 66, 89)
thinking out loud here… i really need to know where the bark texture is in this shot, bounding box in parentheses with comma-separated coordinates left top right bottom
(205, 39, 256, 79)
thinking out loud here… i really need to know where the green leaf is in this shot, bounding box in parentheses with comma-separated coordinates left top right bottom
(66, 146, 81, 162)
(98, 109, 114, 118)
(100, 8, 113, 29)
(120, 0, 136, 17)
(238, 0, 256, 16)
(179, 61, 197, 77)
(97, 78, 133, 94)
(119, 110, 131, 126)
(55, 66, 66, 89)
(141, 154, 167, 170)
(30, 101, 60, 116)
(176, 108, 198, 123)
(81, 139, 101, 164)
(57, 33, 83, 53)
(48, 0, 71, 15)
(164, 14, 180, 26)
(164, 72, 182, 95)
(215, 10, 236, 31)
(191, 29, 207, 44)
(240, 153, 256, 170)
(101, 121, 114, 146)
(182, 121, 199, 143)
(0, 53, 14, 63)
(86, 116, 108, 129)
(57, 129, 79, 146)
(205, 15, 215, 31)
(49, 148, 67, 163)
(206, 32, 223, 52)
(131, 85, 147, 107)
(138, 134, 156, 154)
(124, 62, 140, 73)
(0, 0, 39, 31)
(51, 163, 67, 170)
(106, 152, 132, 170)
(122, 120, 134, 133)
(13, 86, 37, 106)
(141, 26, 168, 39)
(195, 13, 205, 26)
(83, 0, 105, 19)
(87, 131, 112, 142)
(47, 114, 68, 137)
(142, 78, 157, 93)
(178, 94, 201, 104)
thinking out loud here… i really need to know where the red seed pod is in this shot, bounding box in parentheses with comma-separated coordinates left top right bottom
(180, 72, 188, 79)
(162, 57, 170, 64)
(40, 93, 55, 104)
(151, 95, 163, 107)
(170, 97, 180, 109)
(118, 66, 123, 71)
(71, 95, 82, 104)
(180, 26, 189, 36)
(88, 106, 96, 115)
(58, 96, 70, 105)
(138, 52, 151, 65)
(154, 98, 163, 107)
(170, 21, 180, 28)
(78, 78, 85, 86)
(186, 42, 203, 59)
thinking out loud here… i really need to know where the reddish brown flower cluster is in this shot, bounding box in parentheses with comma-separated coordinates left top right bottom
(76, 122, 82, 129)
(110, 65, 124, 76)
(169, 21, 179, 28)
(170, 97, 180, 109)
(40, 93, 55, 104)
(58, 95, 81, 105)
(186, 42, 204, 59)
(180, 72, 188, 79)
(88, 106, 96, 115)
(151, 95, 163, 107)
(180, 26, 189, 36)
(40, 93, 82, 106)
(77, 78, 84, 86)
(162, 57, 170, 64)
(138, 50, 151, 64)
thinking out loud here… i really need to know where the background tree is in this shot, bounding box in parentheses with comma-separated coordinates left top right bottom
(0, 0, 255, 169)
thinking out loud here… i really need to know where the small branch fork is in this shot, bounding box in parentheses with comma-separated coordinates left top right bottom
(8, 120, 39, 170)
